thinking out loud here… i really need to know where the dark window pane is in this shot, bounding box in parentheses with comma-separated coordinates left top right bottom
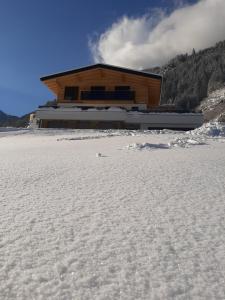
(81, 90, 135, 100)
(64, 86, 79, 100)
(115, 86, 130, 91)
(91, 86, 105, 91)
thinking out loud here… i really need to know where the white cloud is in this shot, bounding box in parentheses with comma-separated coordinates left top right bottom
(89, 0, 225, 69)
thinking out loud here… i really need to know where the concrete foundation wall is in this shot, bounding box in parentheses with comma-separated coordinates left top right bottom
(35, 108, 203, 129)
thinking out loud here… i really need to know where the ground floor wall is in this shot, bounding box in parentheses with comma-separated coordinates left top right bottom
(40, 119, 140, 130)
(35, 109, 204, 130)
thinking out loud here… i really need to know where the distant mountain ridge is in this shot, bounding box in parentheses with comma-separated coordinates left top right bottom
(0, 100, 56, 127)
(0, 110, 30, 127)
(0, 110, 19, 127)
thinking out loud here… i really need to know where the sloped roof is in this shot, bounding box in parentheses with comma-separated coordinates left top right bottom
(40, 63, 162, 81)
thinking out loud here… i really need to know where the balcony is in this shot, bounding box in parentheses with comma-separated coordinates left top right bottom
(80, 90, 135, 101)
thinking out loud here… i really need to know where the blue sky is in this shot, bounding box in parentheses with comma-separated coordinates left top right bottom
(0, 0, 197, 116)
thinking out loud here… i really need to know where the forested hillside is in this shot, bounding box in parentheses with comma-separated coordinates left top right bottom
(146, 40, 225, 112)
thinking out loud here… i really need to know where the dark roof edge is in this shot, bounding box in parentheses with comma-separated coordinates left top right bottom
(40, 63, 162, 81)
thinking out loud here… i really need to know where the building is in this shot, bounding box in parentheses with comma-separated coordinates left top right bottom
(34, 63, 203, 129)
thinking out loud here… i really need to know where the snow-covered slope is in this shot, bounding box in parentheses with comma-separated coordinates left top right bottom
(200, 88, 225, 122)
(0, 125, 225, 299)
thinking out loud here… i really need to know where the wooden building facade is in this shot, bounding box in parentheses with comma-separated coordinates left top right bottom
(34, 62, 204, 130)
(37, 64, 163, 129)
(33, 64, 203, 130)
(40, 64, 162, 111)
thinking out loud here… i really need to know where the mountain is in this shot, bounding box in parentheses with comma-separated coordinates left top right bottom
(0, 110, 30, 128)
(145, 40, 225, 120)
(0, 110, 19, 127)
(0, 100, 56, 128)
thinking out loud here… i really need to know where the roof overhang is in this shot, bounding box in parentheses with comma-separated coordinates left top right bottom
(40, 63, 162, 82)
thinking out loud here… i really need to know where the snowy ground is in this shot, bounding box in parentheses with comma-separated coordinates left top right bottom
(0, 124, 225, 299)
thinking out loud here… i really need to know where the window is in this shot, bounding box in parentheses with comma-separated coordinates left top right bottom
(64, 86, 79, 100)
(115, 86, 130, 91)
(91, 86, 105, 91)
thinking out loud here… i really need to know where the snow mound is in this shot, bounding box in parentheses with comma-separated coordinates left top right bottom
(126, 142, 170, 150)
(142, 129, 181, 135)
(57, 133, 119, 141)
(189, 122, 225, 138)
(126, 123, 225, 151)
(168, 137, 206, 148)
(57, 130, 139, 141)
(126, 137, 205, 151)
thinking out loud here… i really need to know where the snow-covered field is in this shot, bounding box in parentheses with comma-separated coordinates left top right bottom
(0, 123, 225, 300)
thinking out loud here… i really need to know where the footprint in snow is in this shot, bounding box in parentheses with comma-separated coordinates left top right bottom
(96, 153, 107, 157)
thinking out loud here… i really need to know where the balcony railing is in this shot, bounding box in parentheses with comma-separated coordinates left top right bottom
(80, 90, 135, 101)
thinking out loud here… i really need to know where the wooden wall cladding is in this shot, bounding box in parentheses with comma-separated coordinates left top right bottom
(43, 68, 161, 108)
